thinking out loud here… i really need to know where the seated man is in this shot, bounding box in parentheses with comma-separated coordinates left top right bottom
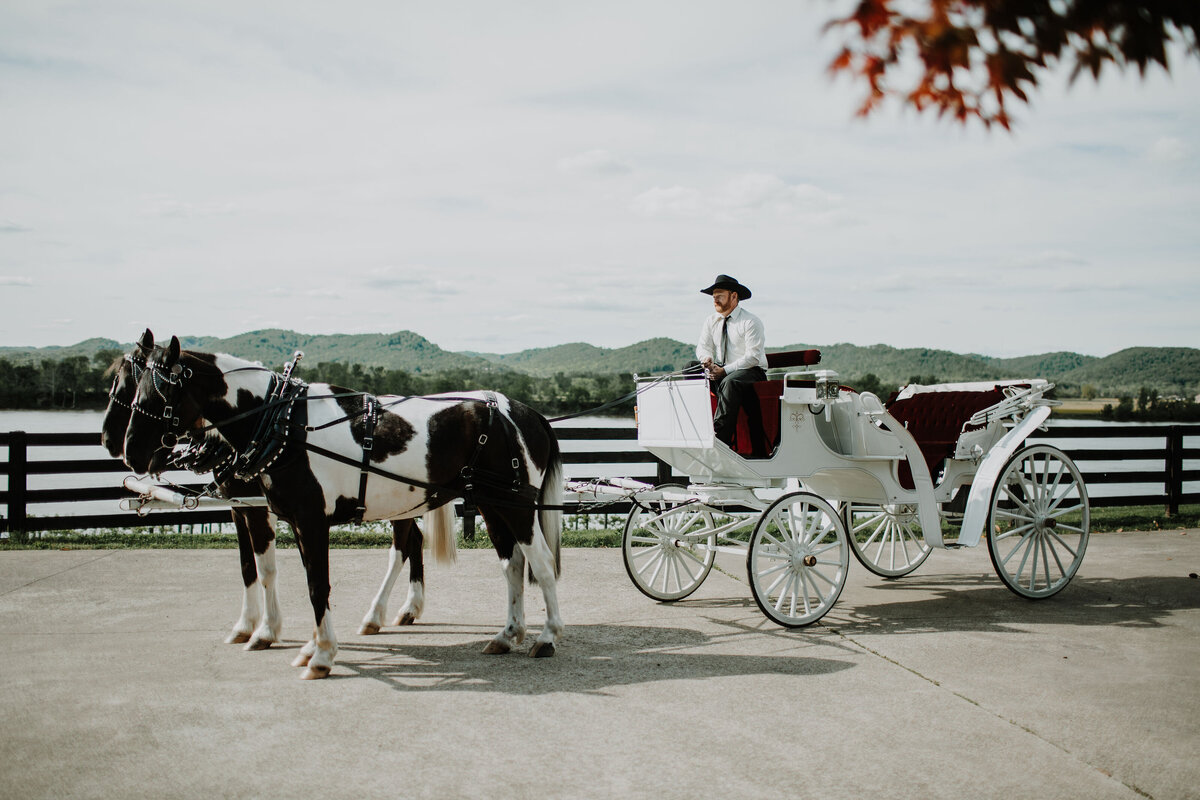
(696, 274, 768, 456)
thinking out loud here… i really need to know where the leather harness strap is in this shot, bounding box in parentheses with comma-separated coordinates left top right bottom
(355, 393, 378, 521)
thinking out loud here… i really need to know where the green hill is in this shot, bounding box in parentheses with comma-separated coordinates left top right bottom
(1059, 347, 1200, 396)
(2, 331, 1197, 396)
(155, 330, 497, 374)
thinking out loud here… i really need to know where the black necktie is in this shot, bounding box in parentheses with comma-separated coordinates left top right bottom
(719, 316, 729, 365)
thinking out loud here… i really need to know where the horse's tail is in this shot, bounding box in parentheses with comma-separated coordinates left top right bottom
(538, 429, 563, 578)
(425, 503, 457, 565)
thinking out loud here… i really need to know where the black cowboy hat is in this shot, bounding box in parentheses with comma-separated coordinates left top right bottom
(700, 274, 752, 300)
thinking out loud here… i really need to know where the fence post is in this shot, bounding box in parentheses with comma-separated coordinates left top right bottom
(7, 431, 28, 538)
(1165, 426, 1182, 518)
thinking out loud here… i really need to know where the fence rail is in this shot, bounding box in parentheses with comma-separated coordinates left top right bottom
(2, 424, 1198, 535)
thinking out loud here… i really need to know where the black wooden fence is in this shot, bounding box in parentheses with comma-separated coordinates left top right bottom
(2, 424, 1197, 535)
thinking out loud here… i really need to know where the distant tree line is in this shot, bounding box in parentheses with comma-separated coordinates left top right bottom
(292, 361, 639, 418)
(1101, 387, 1200, 422)
(6, 354, 1195, 423)
(0, 352, 123, 410)
(0, 354, 641, 419)
(0, 353, 910, 420)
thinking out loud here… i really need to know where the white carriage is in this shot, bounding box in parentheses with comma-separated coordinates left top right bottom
(568, 354, 1090, 628)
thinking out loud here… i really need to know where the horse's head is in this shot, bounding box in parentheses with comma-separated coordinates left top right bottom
(100, 328, 155, 458)
(124, 335, 201, 475)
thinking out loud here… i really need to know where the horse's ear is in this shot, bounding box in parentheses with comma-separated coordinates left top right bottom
(166, 336, 181, 365)
(138, 329, 154, 352)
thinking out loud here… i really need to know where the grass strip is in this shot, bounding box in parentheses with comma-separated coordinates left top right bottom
(1, 505, 1195, 551)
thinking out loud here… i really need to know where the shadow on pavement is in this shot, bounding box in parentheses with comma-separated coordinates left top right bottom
(821, 574, 1200, 634)
(331, 622, 853, 693)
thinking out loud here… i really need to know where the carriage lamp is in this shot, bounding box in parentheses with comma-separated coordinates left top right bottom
(814, 371, 840, 400)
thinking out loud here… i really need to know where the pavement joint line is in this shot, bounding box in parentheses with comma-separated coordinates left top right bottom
(823, 624, 1155, 800)
(0, 550, 117, 598)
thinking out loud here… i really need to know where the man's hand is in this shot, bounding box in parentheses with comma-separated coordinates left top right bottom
(706, 362, 726, 380)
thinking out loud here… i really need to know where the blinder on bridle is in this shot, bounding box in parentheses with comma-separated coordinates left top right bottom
(129, 358, 194, 449)
(107, 353, 148, 411)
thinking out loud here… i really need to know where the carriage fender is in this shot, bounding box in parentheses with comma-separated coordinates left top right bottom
(873, 412, 944, 549)
(957, 405, 1052, 548)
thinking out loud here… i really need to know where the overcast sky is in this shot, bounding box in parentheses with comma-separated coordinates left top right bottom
(2, 1, 1197, 359)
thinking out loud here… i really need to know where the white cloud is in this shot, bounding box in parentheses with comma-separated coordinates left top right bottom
(630, 174, 843, 224)
(557, 149, 633, 177)
(0, 277, 34, 286)
(630, 186, 707, 218)
(1009, 250, 1089, 269)
(138, 195, 236, 218)
(361, 267, 462, 297)
(362, 267, 424, 290)
(713, 173, 843, 221)
(1146, 136, 1187, 163)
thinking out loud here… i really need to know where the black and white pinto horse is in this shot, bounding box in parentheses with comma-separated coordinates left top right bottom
(102, 331, 432, 652)
(123, 336, 563, 679)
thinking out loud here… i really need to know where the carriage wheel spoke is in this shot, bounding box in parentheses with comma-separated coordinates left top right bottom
(764, 566, 791, 596)
(807, 565, 837, 589)
(1003, 483, 1039, 520)
(797, 572, 813, 617)
(994, 521, 1035, 541)
(1000, 529, 1036, 570)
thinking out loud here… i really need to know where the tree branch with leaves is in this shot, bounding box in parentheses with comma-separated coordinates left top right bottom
(826, 0, 1199, 128)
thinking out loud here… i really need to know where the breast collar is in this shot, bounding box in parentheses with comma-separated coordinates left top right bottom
(228, 372, 309, 482)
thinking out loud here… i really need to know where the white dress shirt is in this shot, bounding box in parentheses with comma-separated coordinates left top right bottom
(696, 305, 767, 372)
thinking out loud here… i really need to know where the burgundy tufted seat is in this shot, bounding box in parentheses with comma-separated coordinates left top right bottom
(884, 388, 1006, 488)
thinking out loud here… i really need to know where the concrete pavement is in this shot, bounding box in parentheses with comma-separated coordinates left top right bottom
(0, 530, 1197, 799)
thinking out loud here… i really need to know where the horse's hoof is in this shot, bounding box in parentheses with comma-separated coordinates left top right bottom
(225, 631, 252, 645)
(397, 613, 418, 626)
(291, 652, 312, 668)
(245, 638, 273, 651)
(300, 665, 330, 680)
(482, 640, 511, 655)
(529, 642, 556, 659)
(358, 622, 381, 636)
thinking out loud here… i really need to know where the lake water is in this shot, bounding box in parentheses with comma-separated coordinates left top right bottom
(1, 410, 1195, 519)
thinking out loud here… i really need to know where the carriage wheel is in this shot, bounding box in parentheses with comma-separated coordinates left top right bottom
(844, 502, 933, 578)
(622, 493, 717, 601)
(747, 492, 849, 628)
(987, 444, 1090, 599)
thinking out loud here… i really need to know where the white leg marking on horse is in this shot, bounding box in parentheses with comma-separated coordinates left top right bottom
(393, 581, 424, 626)
(360, 547, 401, 635)
(247, 542, 281, 650)
(292, 637, 317, 668)
(226, 578, 262, 645)
(301, 616, 337, 680)
(484, 553, 526, 655)
(522, 526, 563, 659)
